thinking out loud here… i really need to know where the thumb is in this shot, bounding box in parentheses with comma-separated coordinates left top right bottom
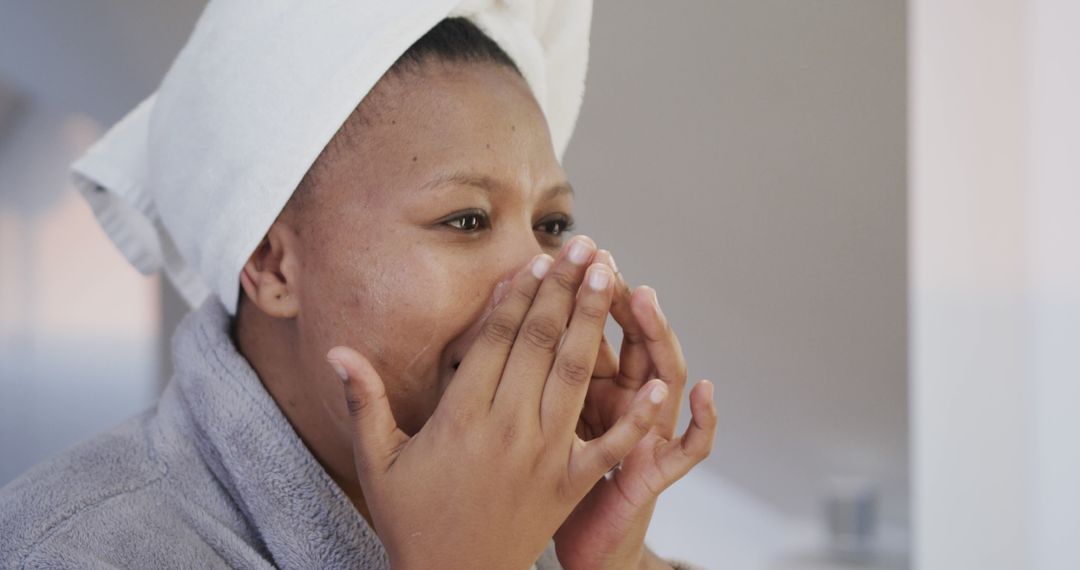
(573, 378, 667, 488)
(326, 346, 406, 480)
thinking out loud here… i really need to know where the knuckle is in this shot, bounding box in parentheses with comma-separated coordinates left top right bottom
(521, 317, 562, 351)
(509, 282, 536, 305)
(596, 443, 622, 471)
(576, 302, 609, 324)
(499, 419, 519, 448)
(494, 414, 542, 456)
(344, 394, 366, 417)
(630, 413, 653, 439)
(344, 390, 379, 417)
(681, 440, 710, 463)
(555, 356, 591, 387)
(481, 314, 519, 346)
(550, 270, 580, 295)
(622, 328, 646, 345)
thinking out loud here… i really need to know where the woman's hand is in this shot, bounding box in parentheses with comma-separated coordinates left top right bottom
(553, 250, 718, 570)
(326, 238, 669, 570)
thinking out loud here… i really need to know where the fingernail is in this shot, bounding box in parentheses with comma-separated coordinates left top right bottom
(650, 382, 668, 404)
(327, 358, 348, 382)
(567, 237, 594, 265)
(587, 265, 611, 291)
(532, 255, 552, 279)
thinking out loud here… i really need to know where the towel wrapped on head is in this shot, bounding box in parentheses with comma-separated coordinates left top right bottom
(72, 0, 591, 315)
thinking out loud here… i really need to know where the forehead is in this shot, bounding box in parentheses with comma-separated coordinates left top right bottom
(311, 61, 565, 202)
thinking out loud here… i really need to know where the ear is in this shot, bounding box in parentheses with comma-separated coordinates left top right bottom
(239, 221, 303, 319)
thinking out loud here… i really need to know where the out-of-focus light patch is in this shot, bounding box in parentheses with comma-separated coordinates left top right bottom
(0, 113, 159, 340)
(62, 113, 102, 151)
(0, 210, 26, 333)
(30, 190, 160, 338)
(1, 110, 162, 485)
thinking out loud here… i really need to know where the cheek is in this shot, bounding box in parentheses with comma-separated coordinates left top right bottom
(309, 243, 486, 371)
(331, 252, 491, 432)
(366, 253, 487, 347)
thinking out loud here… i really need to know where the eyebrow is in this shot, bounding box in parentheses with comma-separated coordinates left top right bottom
(419, 171, 574, 201)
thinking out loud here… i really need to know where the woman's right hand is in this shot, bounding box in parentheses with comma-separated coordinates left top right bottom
(325, 236, 670, 570)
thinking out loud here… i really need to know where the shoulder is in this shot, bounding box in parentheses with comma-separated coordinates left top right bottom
(0, 413, 165, 564)
(0, 411, 208, 568)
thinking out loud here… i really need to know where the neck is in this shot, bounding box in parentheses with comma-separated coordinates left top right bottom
(232, 300, 375, 528)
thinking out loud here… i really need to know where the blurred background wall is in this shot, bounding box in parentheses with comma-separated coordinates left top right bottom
(566, 2, 907, 566)
(912, 0, 1080, 568)
(0, 2, 908, 568)
(0, 0, 205, 484)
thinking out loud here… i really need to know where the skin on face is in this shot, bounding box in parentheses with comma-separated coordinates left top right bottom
(234, 59, 574, 517)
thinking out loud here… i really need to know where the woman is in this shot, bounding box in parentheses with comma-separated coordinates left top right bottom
(0, 3, 716, 569)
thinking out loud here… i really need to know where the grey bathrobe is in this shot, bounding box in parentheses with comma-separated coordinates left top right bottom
(0, 299, 700, 569)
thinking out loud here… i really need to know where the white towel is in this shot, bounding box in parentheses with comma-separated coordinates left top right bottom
(71, 0, 592, 314)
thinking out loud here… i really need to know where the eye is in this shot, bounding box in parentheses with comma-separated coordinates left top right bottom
(442, 210, 490, 232)
(534, 214, 575, 237)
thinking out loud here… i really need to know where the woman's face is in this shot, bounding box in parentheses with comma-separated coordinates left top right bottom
(287, 61, 573, 436)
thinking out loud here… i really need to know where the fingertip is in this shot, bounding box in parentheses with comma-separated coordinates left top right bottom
(530, 253, 554, 279)
(327, 358, 349, 383)
(648, 379, 669, 405)
(326, 347, 351, 379)
(691, 380, 717, 412)
(629, 286, 656, 320)
(695, 379, 715, 404)
(585, 262, 614, 292)
(326, 346, 376, 385)
(562, 234, 597, 266)
(690, 380, 719, 428)
(326, 345, 351, 363)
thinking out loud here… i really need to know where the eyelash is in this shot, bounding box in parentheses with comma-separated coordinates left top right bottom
(441, 210, 575, 237)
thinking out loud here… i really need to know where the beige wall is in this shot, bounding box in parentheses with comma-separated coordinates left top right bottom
(563, 0, 908, 525)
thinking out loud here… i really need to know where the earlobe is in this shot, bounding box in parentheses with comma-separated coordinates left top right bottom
(238, 225, 302, 319)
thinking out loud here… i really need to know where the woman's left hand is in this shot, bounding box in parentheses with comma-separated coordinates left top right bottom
(553, 250, 718, 570)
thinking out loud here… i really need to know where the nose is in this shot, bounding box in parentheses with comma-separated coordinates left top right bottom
(490, 225, 547, 295)
(448, 227, 550, 365)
